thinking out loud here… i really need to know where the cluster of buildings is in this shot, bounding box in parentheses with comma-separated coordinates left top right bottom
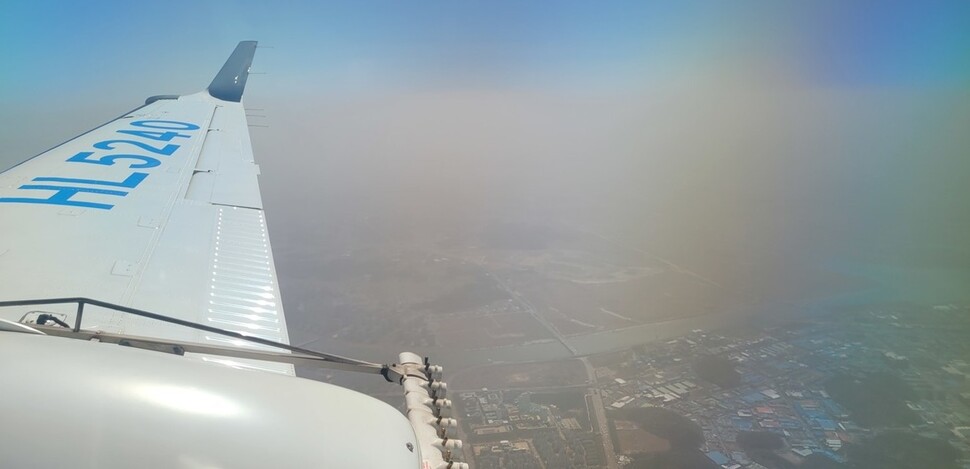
(595, 331, 855, 467)
(594, 303, 970, 468)
(458, 389, 605, 468)
(452, 303, 970, 468)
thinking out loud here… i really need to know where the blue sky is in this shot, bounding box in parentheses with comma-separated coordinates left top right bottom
(2, 1, 968, 100)
(3, 1, 969, 193)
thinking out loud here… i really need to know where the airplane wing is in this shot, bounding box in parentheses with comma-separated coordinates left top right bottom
(0, 42, 466, 469)
(0, 42, 289, 372)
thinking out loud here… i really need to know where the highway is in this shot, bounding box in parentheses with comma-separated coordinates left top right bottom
(581, 357, 619, 469)
(486, 270, 580, 356)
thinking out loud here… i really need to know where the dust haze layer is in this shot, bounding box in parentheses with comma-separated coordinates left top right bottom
(1, 1, 968, 379)
(257, 85, 970, 298)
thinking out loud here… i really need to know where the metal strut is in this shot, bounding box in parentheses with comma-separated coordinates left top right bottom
(0, 297, 384, 374)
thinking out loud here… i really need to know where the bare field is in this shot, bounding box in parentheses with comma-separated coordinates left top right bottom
(433, 310, 555, 348)
(613, 421, 671, 454)
(451, 359, 588, 390)
(546, 308, 600, 336)
(510, 272, 732, 336)
(282, 218, 744, 355)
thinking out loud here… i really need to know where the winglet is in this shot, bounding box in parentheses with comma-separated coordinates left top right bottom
(207, 41, 258, 102)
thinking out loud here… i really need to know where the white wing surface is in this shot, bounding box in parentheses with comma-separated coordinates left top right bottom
(0, 41, 289, 372)
(0, 43, 467, 469)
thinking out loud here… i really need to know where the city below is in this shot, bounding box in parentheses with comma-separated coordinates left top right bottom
(452, 302, 970, 469)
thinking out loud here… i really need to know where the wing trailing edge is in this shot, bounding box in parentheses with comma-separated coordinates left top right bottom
(207, 40, 258, 102)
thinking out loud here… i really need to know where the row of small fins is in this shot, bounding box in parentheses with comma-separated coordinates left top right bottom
(397, 352, 468, 469)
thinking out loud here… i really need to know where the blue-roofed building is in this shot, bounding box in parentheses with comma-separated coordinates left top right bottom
(731, 417, 754, 430)
(706, 451, 730, 465)
(781, 418, 802, 429)
(743, 392, 765, 404)
(817, 449, 846, 463)
(816, 419, 838, 431)
(822, 399, 847, 417)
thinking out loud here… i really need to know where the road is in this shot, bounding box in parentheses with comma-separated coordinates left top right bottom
(581, 357, 619, 469)
(486, 270, 580, 356)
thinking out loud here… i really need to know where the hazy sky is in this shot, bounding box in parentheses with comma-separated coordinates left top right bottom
(2, 1, 969, 301)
